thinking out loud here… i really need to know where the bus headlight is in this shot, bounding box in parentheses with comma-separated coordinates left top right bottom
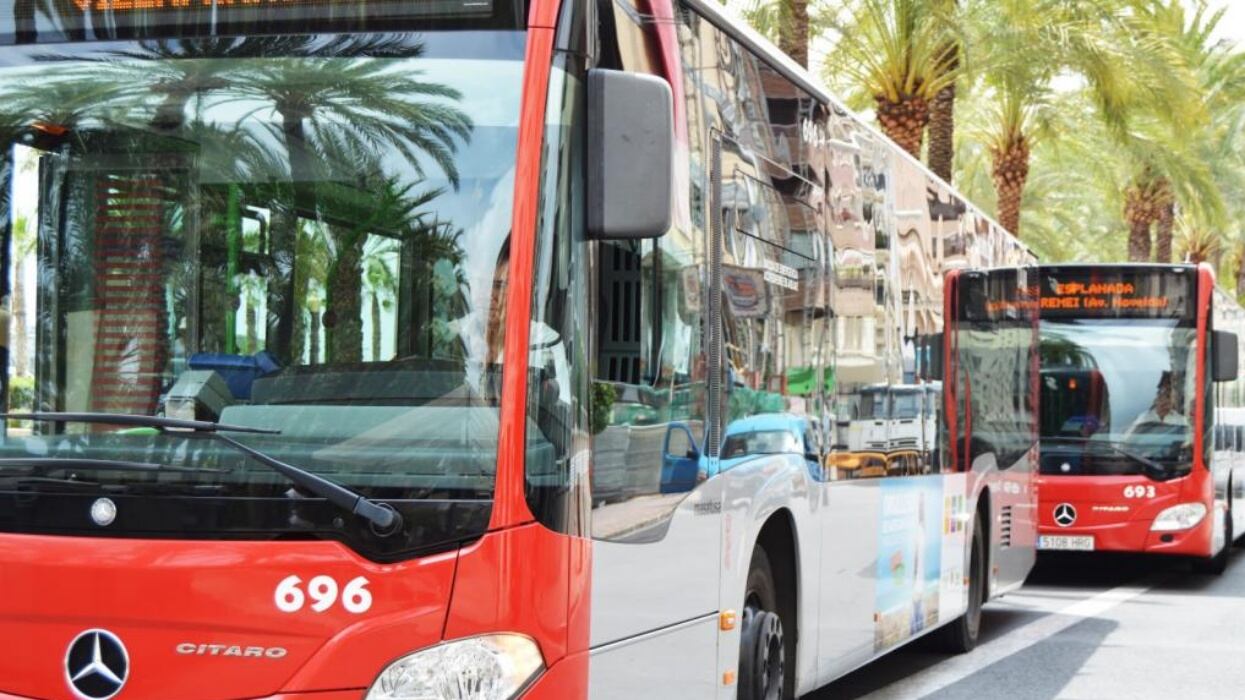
(1151, 503, 1207, 531)
(365, 634, 543, 700)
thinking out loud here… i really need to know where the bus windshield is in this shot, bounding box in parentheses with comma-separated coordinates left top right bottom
(0, 28, 526, 553)
(1039, 319, 1197, 478)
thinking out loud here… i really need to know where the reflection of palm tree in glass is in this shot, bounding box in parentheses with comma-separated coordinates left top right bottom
(1040, 336, 1094, 368)
(362, 236, 400, 362)
(1, 35, 474, 366)
(237, 218, 269, 354)
(218, 37, 472, 363)
(13, 0, 87, 44)
(294, 219, 333, 365)
(3, 76, 133, 136)
(321, 177, 467, 362)
(10, 215, 35, 378)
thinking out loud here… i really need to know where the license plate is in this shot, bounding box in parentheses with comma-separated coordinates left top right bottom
(1038, 535, 1094, 551)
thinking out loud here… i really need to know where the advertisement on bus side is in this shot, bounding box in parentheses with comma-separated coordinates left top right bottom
(874, 476, 943, 650)
(938, 475, 969, 623)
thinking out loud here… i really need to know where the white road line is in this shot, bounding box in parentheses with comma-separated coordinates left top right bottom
(859, 575, 1166, 699)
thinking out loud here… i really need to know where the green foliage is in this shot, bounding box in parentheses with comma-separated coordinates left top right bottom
(771, 0, 1245, 261)
(7, 375, 35, 413)
(819, 0, 959, 104)
(591, 382, 617, 435)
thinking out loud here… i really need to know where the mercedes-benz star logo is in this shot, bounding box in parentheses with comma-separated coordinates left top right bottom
(65, 629, 129, 700)
(1053, 502, 1078, 528)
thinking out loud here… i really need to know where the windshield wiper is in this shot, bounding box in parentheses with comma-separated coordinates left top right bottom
(2, 412, 403, 534)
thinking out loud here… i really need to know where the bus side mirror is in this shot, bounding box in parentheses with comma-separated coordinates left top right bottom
(586, 69, 673, 240)
(1214, 330, 1239, 382)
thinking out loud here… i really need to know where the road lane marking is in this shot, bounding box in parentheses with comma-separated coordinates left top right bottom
(860, 574, 1167, 699)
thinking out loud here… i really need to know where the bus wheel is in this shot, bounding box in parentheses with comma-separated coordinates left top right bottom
(935, 510, 985, 653)
(739, 545, 785, 700)
(1193, 513, 1231, 575)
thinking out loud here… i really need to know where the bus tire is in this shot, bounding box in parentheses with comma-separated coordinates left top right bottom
(935, 510, 985, 654)
(1193, 513, 1231, 575)
(738, 545, 786, 700)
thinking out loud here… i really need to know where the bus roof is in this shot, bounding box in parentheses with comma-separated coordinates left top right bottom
(685, 0, 1032, 259)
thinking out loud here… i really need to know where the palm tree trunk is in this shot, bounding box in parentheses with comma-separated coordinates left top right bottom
(1154, 202, 1174, 263)
(245, 291, 258, 354)
(309, 306, 321, 365)
(290, 222, 311, 364)
(326, 242, 363, 363)
(13, 0, 35, 44)
(1127, 220, 1152, 262)
(370, 290, 382, 361)
(778, 0, 810, 68)
(1124, 176, 1159, 262)
(1236, 246, 1245, 300)
(272, 110, 311, 363)
(927, 83, 956, 183)
(990, 134, 1030, 235)
(12, 256, 28, 377)
(876, 94, 930, 159)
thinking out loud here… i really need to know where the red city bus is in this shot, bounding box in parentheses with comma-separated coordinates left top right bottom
(0, 1, 1039, 698)
(1036, 264, 1245, 573)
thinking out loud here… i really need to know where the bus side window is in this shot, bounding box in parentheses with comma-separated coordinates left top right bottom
(587, 1, 707, 542)
(590, 234, 706, 541)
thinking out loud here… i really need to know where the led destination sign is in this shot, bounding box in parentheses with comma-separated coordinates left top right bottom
(1038, 267, 1195, 320)
(960, 268, 1039, 324)
(2, 0, 506, 43)
(65, 0, 493, 12)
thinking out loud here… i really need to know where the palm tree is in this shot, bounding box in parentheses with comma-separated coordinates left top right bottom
(737, 0, 813, 67)
(1112, 0, 1235, 261)
(320, 178, 450, 363)
(94, 35, 474, 363)
(961, 0, 1198, 237)
(362, 236, 400, 361)
(292, 219, 333, 364)
(222, 41, 472, 362)
(926, 0, 960, 183)
(1234, 241, 1245, 301)
(1176, 214, 1222, 266)
(827, 0, 958, 158)
(10, 215, 35, 378)
(1123, 170, 1172, 261)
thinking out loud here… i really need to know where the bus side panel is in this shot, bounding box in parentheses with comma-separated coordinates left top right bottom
(714, 456, 821, 699)
(814, 480, 884, 684)
(980, 452, 1039, 598)
(814, 474, 975, 686)
(587, 479, 724, 697)
(588, 616, 719, 699)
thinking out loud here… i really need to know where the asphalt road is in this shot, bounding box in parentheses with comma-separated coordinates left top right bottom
(809, 547, 1245, 699)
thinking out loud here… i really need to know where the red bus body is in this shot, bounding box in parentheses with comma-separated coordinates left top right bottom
(1036, 264, 1245, 563)
(0, 4, 589, 698)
